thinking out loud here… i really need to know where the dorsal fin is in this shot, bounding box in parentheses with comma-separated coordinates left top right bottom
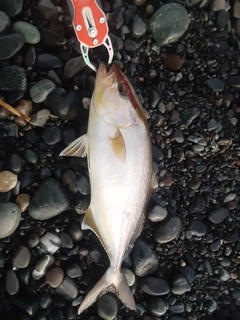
(82, 207, 110, 258)
(60, 134, 88, 157)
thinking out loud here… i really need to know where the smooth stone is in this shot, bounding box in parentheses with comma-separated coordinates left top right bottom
(207, 119, 218, 131)
(132, 240, 159, 277)
(97, 294, 118, 320)
(219, 268, 230, 281)
(132, 15, 146, 38)
(39, 232, 61, 254)
(12, 246, 31, 268)
(59, 232, 73, 249)
(30, 79, 56, 103)
(0, 33, 25, 60)
(46, 92, 80, 120)
(39, 292, 52, 309)
(55, 277, 78, 301)
(37, 0, 57, 20)
(27, 233, 40, 248)
(122, 268, 135, 287)
(12, 21, 40, 44)
(208, 300, 217, 313)
(32, 255, 54, 280)
(148, 298, 167, 316)
(25, 149, 38, 164)
(140, 277, 170, 296)
(24, 46, 36, 67)
(0, 11, 10, 34)
(28, 178, 70, 220)
(6, 154, 22, 174)
(171, 274, 191, 295)
(148, 205, 168, 222)
(208, 207, 229, 224)
(233, 2, 240, 18)
(0, 202, 21, 238)
(41, 28, 66, 47)
(173, 129, 184, 143)
(6, 270, 19, 295)
(124, 39, 139, 51)
(169, 302, 185, 314)
(0, 170, 17, 192)
(66, 263, 82, 279)
(210, 239, 221, 251)
(0, 66, 27, 92)
(41, 126, 62, 145)
(63, 57, 86, 79)
(36, 53, 63, 69)
(17, 267, 31, 285)
(189, 220, 207, 237)
(169, 110, 180, 125)
(228, 76, 240, 88)
(154, 216, 182, 244)
(62, 169, 78, 194)
(195, 165, 207, 173)
(0, 0, 23, 18)
(68, 223, 84, 242)
(150, 3, 189, 46)
(30, 109, 51, 127)
(181, 107, 200, 126)
(189, 177, 201, 190)
(180, 266, 195, 283)
(76, 175, 90, 195)
(46, 267, 64, 288)
(207, 78, 225, 92)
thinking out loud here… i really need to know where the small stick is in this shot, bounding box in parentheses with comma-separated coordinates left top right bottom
(0, 99, 31, 122)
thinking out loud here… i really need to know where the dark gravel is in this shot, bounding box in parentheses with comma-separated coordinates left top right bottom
(0, 0, 240, 319)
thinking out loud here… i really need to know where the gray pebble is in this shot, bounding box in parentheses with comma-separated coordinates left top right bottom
(55, 276, 78, 301)
(139, 277, 170, 296)
(32, 254, 54, 280)
(0, 202, 21, 239)
(154, 216, 182, 244)
(6, 270, 19, 295)
(148, 297, 167, 316)
(12, 21, 40, 44)
(132, 15, 146, 38)
(30, 109, 51, 127)
(189, 220, 207, 237)
(132, 240, 159, 277)
(148, 205, 168, 222)
(171, 274, 191, 295)
(12, 246, 31, 268)
(208, 207, 229, 224)
(30, 79, 56, 103)
(28, 178, 70, 220)
(39, 232, 61, 254)
(97, 294, 118, 320)
(67, 263, 82, 279)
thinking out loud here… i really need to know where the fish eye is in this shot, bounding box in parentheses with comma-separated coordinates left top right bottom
(118, 83, 129, 97)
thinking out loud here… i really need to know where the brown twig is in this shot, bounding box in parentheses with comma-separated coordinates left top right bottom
(0, 99, 31, 122)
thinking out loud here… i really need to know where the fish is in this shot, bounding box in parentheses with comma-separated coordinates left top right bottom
(60, 63, 158, 315)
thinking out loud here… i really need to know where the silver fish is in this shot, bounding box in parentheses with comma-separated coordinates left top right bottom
(60, 63, 158, 314)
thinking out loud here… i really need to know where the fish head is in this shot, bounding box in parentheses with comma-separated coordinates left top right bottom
(93, 63, 145, 128)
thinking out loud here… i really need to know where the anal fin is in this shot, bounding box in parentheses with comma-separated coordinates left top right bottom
(82, 207, 110, 258)
(60, 134, 88, 157)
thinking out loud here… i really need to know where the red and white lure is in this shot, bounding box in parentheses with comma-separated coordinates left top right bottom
(66, 0, 113, 71)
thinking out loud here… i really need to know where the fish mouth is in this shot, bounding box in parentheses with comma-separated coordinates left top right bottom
(96, 63, 118, 86)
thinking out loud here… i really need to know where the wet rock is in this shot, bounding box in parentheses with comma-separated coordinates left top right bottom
(148, 205, 168, 222)
(41, 126, 62, 145)
(0, 202, 21, 238)
(6, 270, 19, 295)
(37, 0, 57, 20)
(30, 109, 51, 127)
(132, 15, 146, 38)
(207, 78, 225, 92)
(46, 267, 64, 288)
(0, 0, 23, 18)
(41, 28, 66, 47)
(59, 232, 73, 249)
(189, 220, 207, 237)
(32, 255, 54, 280)
(148, 297, 167, 316)
(28, 178, 70, 220)
(36, 53, 63, 69)
(55, 277, 78, 301)
(0, 33, 25, 60)
(132, 240, 159, 277)
(67, 263, 82, 279)
(12, 246, 31, 268)
(181, 107, 200, 126)
(208, 207, 229, 224)
(0, 170, 17, 192)
(30, 79, 56, 104)
(154, 216, 182, 244)
(69, 223, 84, 242)
(39, 232, 61, 254)
(63, 57, 86, 79)
(171, 274, 191, 295)
(139, 277, 170, 296)
(150, 3, 189, 46)
(97, 294, 118, 320)
(0, 65, 27, 92)
(0, 11, 11, 34)
(169, 302, 185, 314)
(12, 21, 40, 44)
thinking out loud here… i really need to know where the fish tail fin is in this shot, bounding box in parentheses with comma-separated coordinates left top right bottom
(78, 265, 136, 315)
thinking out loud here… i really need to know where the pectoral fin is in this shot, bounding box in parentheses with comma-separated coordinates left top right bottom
(82, 207, 110, 258)
(110, 129, 126, 162)
(60, 134, 88, 157)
